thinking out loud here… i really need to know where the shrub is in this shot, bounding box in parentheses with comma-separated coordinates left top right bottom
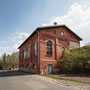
(59, 45, 90, 74)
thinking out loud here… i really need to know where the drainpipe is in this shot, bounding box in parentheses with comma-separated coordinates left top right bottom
(36, 30, 40, 74)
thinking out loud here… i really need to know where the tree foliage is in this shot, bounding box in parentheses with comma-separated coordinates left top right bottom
(8, 53, 19, 70)
(59, 45, 90, 74)
(0, 52, 19, 70)
(0, 53, 8, 68)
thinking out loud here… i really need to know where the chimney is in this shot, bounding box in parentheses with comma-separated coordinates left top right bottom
(53, 22, 57, 25)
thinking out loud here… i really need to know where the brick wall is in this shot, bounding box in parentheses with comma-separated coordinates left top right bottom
(19, 33, 39, 73)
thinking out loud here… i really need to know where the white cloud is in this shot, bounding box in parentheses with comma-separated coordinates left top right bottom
(15, 32, 30, 48)
(0, 45, 18, 57)
(0, 32, 30, 57)
(16, 32, 30, 39)
(0, 47, 10, 57)
(42, 2, 90, 46)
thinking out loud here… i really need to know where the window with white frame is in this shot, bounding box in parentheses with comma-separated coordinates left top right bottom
(34, 42, 37, 56)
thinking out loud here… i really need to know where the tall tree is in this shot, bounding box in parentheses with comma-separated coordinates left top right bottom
(8, 52, 19, 70)
(1, 53, 7, 69)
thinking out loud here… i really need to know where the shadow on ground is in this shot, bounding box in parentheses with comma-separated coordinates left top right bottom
(0, 70, 37, 77)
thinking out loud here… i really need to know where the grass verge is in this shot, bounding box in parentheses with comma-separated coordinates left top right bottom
(40, 74, 90, 85)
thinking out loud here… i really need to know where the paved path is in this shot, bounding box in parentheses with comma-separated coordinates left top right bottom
(0, 70, 74, 90)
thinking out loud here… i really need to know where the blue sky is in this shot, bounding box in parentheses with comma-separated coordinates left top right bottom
(0, 0, 90, 56)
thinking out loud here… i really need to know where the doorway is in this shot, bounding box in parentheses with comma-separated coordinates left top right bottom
(47, 64, 53, 74)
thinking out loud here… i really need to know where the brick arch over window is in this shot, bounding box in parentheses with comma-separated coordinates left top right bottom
(46, 40, 52, 56)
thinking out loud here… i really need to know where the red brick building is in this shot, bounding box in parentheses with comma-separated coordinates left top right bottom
(18, 25, 82, 74)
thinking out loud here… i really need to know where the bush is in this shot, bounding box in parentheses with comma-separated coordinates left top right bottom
(0, 63, 3, 70)
(59, 45, 90, 74)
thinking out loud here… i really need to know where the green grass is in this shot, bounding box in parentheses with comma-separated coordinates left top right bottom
(40, 74, 90, 84)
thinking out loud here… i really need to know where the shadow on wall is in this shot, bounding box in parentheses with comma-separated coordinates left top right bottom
(0, 70, 37, 77)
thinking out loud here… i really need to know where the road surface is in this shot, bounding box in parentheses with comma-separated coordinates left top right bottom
(0, 70, 74, 90)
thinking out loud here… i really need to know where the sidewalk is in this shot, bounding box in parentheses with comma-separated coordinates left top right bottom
(53, 74, 90, 82)
(51, 74, 90, 90)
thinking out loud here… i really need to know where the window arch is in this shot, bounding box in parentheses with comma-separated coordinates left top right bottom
(47, 40, 52, 56)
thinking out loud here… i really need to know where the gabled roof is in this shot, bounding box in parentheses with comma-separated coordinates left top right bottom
(18, 25, 82, 49)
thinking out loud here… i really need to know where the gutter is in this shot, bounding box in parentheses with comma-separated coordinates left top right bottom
(36, 30, 40, 74)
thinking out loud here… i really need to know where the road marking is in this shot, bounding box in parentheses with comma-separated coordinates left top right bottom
(24, 81, 47, 90)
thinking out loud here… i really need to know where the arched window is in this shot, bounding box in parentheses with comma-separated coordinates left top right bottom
(47, 40, 52, 56)
(34, 42, 37, 56)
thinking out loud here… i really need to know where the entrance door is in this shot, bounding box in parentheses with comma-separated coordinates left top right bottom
(47, 64, 53, 74)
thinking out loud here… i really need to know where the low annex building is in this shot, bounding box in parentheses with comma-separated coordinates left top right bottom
(18, 24, 82, 74)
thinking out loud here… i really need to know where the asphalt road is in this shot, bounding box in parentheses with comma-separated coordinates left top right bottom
(0, 70, 74, 90)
